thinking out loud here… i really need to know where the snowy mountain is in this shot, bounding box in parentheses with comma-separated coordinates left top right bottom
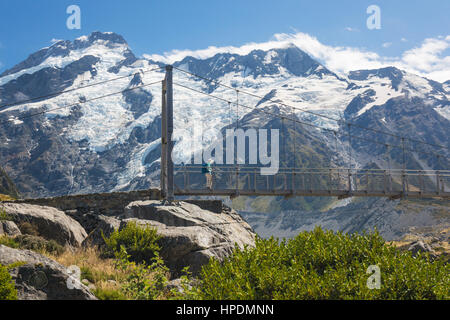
(0, 31, 449, 206)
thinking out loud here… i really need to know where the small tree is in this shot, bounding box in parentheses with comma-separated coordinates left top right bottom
(0, 264, 17, 300)
(103, 221, 161, 265)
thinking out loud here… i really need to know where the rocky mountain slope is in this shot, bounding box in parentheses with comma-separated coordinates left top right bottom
(240, 198, 449, 240)
(0, 167, 19, 199)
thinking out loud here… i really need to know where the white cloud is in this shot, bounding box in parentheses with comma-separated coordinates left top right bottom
(345, 27, 359, 32)
(401, 37, 408, 42)
(144, 31, 450, 83)
(382, 42, 392, 48)
(395, 36, 450, 82)
(50, 38, 63, 44)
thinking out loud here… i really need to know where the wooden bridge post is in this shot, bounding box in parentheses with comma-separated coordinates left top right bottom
(161, 65, 174, 202)
(161, 79, 167, 198)
(437, 171, 441, 195)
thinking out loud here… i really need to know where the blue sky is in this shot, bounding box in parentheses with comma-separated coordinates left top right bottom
(0, 0, 449, 81)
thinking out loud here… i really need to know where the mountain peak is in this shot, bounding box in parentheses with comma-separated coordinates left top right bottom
(348, 66, 405, 90)
(0, 31, 128, 78)
(173, 43, 335, 82)
(348, 66, 404, 81)
(77, 31, 128, 46)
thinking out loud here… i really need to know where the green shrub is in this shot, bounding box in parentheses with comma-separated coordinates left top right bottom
(114, 246, 169, 300)
(80, 266, 95, 283)
(17, 222, 39, 236)
(0, 264, 17, 300)
(93, 287, 127, 300)
(0, 236, 20, 249)
(103, 222, 161, 264)
(0, 209, 13, 221)
(15, 235, 64, 256)
(0, 235, 64, 256)
(195, 227, 450, 300)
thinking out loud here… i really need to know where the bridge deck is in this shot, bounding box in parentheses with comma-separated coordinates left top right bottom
(175, 189, 450, 199)
(173, 166, 450, 199)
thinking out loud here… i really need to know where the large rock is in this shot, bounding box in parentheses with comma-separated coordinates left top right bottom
(123, 201, 256, 275)
(408, 240, 438, 259)
(1, 203, 87, 247)
(0, 220, 21, 237)
(0, 245, 96, 300)
(82, 214, 121, 247)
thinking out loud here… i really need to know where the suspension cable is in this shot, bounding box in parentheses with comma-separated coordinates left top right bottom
(172, 81, 449, 162)
(0, 66, 165, 111)
(172, 66, 450, 152)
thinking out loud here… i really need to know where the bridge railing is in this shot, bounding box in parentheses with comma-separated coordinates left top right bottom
(173, 165, 450, 198)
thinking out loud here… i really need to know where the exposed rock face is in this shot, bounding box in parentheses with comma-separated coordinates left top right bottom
(1, 203, 87, 246)
(0, 167, 20, 198)
(82, 214, 120, 247)
(0, 245, 96, 300)
(122, 200, 256, 275)
(0, 220, 21, 237)
(242, 198, 450, 241)
(407, 240, 438, 259)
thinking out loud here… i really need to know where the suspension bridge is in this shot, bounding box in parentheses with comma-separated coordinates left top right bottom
(160, 66, 450, 201)
(2, 65, 449, 201)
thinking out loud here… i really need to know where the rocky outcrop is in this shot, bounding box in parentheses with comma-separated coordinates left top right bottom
(122, 200, 256, 275)
(0, 245, 96, 300)
(1, 203, 87, 246)
(408, 240, 438, 259)
(1, 194, 257, 285)
(0, 167, 20, 198)
(0, 220, 21, 237)
(82, 214, 120, 247)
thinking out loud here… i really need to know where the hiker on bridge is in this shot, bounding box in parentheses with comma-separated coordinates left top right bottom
(203, 159, 214, 190)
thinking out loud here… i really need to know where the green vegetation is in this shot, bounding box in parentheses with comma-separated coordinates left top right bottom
(113, 246, 170, 300)
(0, 264, 17, 300)
(0, 236, 20, 249)
(193, 227, 449, 300)
(0, 167, 20, 200)
(0, 208, 13, 221)
(103, 221, 161, 264)
(17, 222, 39, 236)
(102, 223, 170, 299)
(3, 220, 448, 300)
(93, 286, 128, 300)
(0, 195, 16, 202)
(0, 235, 64, 256)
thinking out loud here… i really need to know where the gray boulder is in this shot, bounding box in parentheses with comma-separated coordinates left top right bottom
(0, 245, 97, 300)
(1, 203, 87, 247)
(122, 201, 256, 275)
(82, 214, 121, 247)
(0, 220, 21, 237)
(408, 240, 438, 259)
